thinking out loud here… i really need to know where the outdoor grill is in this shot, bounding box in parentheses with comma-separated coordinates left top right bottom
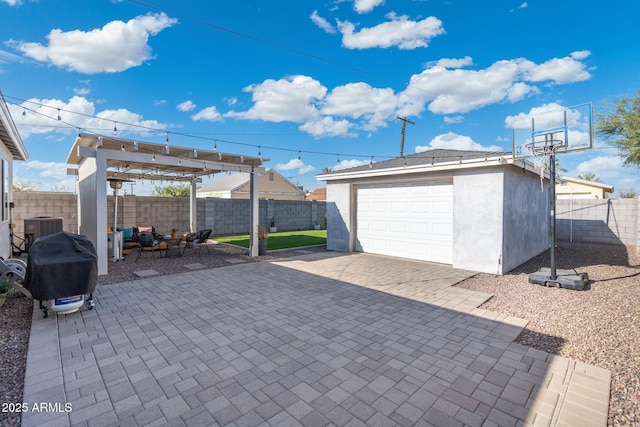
(23, 231, 97, 318)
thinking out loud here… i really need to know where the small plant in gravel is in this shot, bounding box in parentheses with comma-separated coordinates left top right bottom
(0, 278, 11, 294)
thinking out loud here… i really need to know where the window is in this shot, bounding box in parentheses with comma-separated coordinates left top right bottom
(269, 172, 274, 181)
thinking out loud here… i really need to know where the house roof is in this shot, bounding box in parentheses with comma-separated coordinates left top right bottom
(197, 168, 305, 195)
(317, 149, 525, 182)
(198, 172, 255, 193)
(558, 176, 614, 192)
(306, 188, 326, 200)
(0, 92, 28, 161)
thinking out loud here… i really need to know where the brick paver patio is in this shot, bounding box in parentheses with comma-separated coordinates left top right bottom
(22, 252, 610, 426)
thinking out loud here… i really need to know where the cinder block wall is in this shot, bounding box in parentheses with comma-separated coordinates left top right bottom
(12, 192, 327, 238)
(12, 192, 78, 235)
(556, 199, 639, 246)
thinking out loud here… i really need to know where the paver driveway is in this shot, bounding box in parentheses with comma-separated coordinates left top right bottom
(22, 252, 610, 426)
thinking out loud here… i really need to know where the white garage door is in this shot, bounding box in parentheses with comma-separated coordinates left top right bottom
(356, 182, 453, 264)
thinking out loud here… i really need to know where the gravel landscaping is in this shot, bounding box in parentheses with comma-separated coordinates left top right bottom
(0, 241, 637, 426)
(456, 242, 639, 427)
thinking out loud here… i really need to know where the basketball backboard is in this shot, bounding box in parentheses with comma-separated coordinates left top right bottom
(511, 102, 593, 159)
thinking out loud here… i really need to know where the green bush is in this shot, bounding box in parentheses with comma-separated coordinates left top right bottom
(0, 278, 11, 294)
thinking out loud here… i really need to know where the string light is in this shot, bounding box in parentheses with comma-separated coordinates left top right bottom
(6, 96, 403, 167)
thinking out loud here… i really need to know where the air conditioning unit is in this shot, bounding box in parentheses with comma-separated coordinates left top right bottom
(24, 217, 63, 251)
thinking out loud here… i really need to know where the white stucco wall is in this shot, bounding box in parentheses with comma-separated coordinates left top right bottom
(452, 169, 505, 274)
(501, 166, 549, 273)
(326, 183, 352, 252)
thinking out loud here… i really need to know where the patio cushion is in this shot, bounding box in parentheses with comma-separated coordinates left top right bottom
(138, 226, 153, 233)
(118, 227, 134, 240)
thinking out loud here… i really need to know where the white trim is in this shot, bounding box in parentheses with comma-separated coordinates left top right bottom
(317, 155, 542, 181)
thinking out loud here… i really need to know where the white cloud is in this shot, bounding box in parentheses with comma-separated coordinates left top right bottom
(73, 87, 90, 96)
(310, 10, 336, 34)
(415, 132, 503, 152)
(299, 116, 355, 138)
(443, 116, 464, 124)
(403, 53, 589, 115)
(353, 0, 384, 14)
(225, 97, 237, 106)
(226, 53, 591, 138)
(177, 100, 196, 112)
(573, 156, 623, 180)
(23, 160, 70, 180)
(276, 158, 316, 174)
(227, 75, 327, 123)
(435, 56, 473, 69)
(522, 51, 591, 84)
(191, 106, 222, 122)
(10, 12, 177, 74)
(334, 159, 370, 170)
(322, 82, 398, 130)
(10, 95, 168, 138)
(1, 0, 22, 6)
(338, 13, 445, 50)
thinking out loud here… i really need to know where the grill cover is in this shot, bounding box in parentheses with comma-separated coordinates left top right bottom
(24, 232, 97, 301)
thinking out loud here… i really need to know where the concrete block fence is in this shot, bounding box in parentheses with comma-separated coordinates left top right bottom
(11, 192, 327, 239)
(556, 198, 639, 247)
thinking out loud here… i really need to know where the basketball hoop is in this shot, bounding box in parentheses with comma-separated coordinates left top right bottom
(525, 138, 564, 191)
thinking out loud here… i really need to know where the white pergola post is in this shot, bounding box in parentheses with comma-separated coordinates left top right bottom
(189, 180, 197, 233)
(249, 167, 259, 257)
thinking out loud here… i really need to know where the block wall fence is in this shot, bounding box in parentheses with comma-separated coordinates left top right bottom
(9, 193, 638, 251)
(10, 192, 326, 238)
(556, 198, 639, 248)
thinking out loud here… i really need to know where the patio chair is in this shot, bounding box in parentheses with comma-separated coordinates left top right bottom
(135, 232, 164, 261)
(182, 229, 212, 256)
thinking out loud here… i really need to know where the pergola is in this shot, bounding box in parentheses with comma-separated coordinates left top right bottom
(66, 133, 266, 275)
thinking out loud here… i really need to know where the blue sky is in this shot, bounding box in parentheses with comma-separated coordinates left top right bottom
(1, 0, 639, 196)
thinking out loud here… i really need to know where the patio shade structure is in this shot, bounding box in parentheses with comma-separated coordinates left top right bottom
(66, 133, 266, 275)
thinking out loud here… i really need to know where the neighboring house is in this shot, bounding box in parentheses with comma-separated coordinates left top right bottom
(556, 176, 613, 199)
(305, 187, 326, 201)
(0, 92, 29, 259)
(197, 169, 305, 200)
(317, 149, 549, 275)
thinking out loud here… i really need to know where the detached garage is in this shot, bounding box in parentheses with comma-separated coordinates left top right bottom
(317, 149, 549, 275)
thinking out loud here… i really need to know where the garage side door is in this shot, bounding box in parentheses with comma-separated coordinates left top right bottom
(356, 182, 453, 264)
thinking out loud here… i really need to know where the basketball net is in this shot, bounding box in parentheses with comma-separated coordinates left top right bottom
(525, 140, 561, 191)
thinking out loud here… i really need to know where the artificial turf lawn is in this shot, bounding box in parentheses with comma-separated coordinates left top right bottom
(214, 229, 326, 250)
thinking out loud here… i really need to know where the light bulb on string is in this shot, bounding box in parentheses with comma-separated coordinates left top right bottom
(57, 109, 61, 121)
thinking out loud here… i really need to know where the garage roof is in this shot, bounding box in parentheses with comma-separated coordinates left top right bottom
(317, 149, 519, 181)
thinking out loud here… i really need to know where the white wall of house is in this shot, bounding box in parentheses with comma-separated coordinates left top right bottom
(0, 144, 14, 259)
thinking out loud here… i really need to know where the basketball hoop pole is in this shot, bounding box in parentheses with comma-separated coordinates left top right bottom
(549, 150, 557, 281)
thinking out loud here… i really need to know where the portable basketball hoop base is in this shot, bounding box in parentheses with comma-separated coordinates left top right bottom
(528, 268, 589, 291)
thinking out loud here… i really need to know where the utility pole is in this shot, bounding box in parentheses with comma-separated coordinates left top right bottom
(397, 116, 415, 157)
